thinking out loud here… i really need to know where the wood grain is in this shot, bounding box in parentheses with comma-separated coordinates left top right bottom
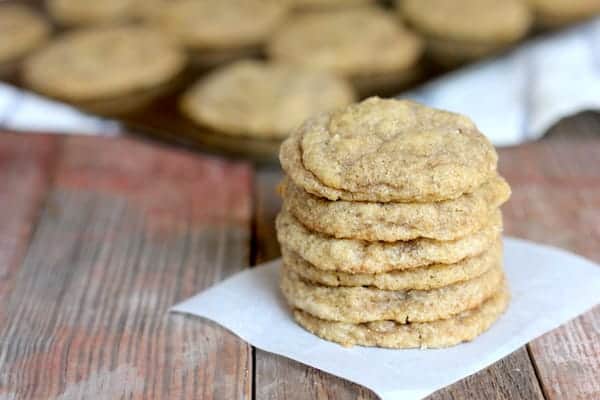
(0, 134, 58, 316)
(499, 138, 600, 400)
(0, 134, 254, 399)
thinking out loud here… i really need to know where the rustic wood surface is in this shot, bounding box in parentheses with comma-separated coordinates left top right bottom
(0, 111, 599, 399)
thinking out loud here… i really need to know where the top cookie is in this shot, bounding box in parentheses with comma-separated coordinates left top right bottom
(401, 0, 531, 43)
(0, 5, 50, 65)
(23, 26, 185, 102)
(155, 0, 287, 51)
(180, 60, 355, 139)
(267, 7, 422, 79)
(279, 97, 498, 202)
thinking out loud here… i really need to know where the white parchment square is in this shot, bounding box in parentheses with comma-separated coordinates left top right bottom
(171, 237, 600, 400)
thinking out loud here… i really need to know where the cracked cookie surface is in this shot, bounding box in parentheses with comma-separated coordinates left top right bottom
(293, 284, 509, 348)
(276, 208, 502, 273)
(281, 176, 510, 241)
(282, 239, 501, 291)
(281, 261, 504, 323)
(279, 97, 498, 202)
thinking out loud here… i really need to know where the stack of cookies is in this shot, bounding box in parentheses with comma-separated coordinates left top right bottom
(276, 97, 511, 348)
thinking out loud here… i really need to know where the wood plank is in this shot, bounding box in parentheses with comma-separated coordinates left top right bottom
(428, 348, 544, 400)
(499, 138, 600, 400)
(0, 133, 58, 317)
(0, 135, 254, 399)
(251, 167, 544, 400)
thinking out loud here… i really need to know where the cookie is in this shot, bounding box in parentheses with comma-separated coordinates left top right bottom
(425, 36, 514, 68)
(279, 97, 498, 203)
(280, 260, 504, 323)
(267, 7, 423, 92)
(155, 0, 287, 66)
(46, 0, 145, 26)
(23, 26, 185, 115)
(281, 176, 510, 241)
(276, 208, 502, 273)
(0, 5, 50, 76)
(282, 239, 501, 291)
(400, 0, 531, 65)
(290, 0, 373, 11)
(180, 60, 355, 139)
(529, 0, 600, 28)
(293, 284, 509, 348)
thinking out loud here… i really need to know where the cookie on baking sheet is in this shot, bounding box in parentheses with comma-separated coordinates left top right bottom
(46, 0, 157, 26)
(528, 0, 600, 28)
(280, 260, 504, 323)
(279, 97, 498, 203)
(23, 26, 185, 115)
(293, 284, 509, 348)
(267, 7, 423, 94)
(0, 4, 50, 76)
(275, 208, 502, 273)
(289, 0, 374, 11)
(154, 0, 287, 67)
(180, 60, 355, 139)
(281, 176, 510, 242)
(281, 239, 501, 291)
(400, 0, 531, 66)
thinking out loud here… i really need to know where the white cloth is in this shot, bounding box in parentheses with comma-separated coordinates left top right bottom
(404, 18, 600, 146)
(172, 237, 600, 400)
(0, 83, 120, 135)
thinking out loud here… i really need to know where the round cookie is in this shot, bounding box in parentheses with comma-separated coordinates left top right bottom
(267, 7, 423, 94)
(0, 5, 50, 76)
(276, 208, 503, 273)
(281, 176, 510, 241)
(282, 239, 501, 291)
(290, 0, 374, 11)
(180, 60, 355, 139)
(46, 0, 150, 26)
(424, 36, 515, 68)
(279, 97, 498, 203)
(528, 0, 600, 28)
(280, 261, 505, 323)
(400, 0, 531, 65)
(293, 284, 509, 348)
(23, 26, 185, 115)
(155, 0, 287, 66)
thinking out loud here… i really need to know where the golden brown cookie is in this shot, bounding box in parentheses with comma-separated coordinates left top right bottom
(282, 239, 501, 291)
(281, 176, 510, 241)
(23, 26, 185, 115)
(280, 261, 505, 323)
(279, 97, 498, 203)
(289, 0, 374, 11)
(400, 0, 531, 65)
(0, 5, 50, 76)
(276, 208, 502, 273)
(46, 0, 148, 26)
(155, 0, 287, 66)
(180, 60, 355, 139)
(293, 284, 509, 348)
(528, 0, 600, 28)
(267, 7, 423, 92)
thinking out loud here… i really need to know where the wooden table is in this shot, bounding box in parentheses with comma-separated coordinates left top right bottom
(1, 113, 599, 399)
